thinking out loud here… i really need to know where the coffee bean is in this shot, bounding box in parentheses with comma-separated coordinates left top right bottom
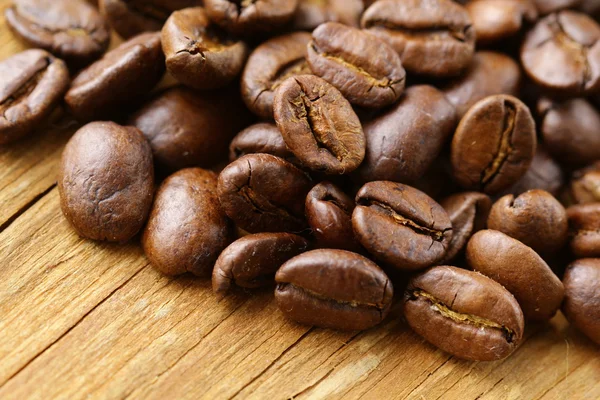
(521, 11, 600, 96)
(361, 0, 475, 77)
(403, 265, 524, 361)
(307, 22, 405, 109)
(354, 85, 456, 184)
(533, 0, 582, 15)
(143, 168, 234, 276)
(65, 32, 165, 122)
(274, 75, 365, 174)
(292, 0, 363, 31)
(0, 49, 69, 145)
(353, 181, 452, 271)
(451, 95, 537, 194)
(5, 0, 110, 67)
(229, 123, 295, 162)
(58, 121, 154, 242)
(562, 258, 600, 345)
(567, 162, 600, 204)
(212, 232, 310, 299)
(466, 0, 538, 45)
(567, 203, 600, 258)
(161, 7, 248, 90)
(275, 249, 393, 330)
(467, 230, 565, 321)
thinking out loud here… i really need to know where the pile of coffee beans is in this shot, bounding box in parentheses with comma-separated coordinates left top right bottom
(2, 0, 600, 362)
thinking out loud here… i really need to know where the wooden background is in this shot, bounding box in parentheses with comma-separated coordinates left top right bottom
(0, 1, 599, 399)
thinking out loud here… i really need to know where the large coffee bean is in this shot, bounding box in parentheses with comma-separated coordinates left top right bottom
(466, 0, 538, 45)
(562, 258, 600, 345)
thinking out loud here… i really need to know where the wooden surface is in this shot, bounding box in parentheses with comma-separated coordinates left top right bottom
(0, 2, 599, 399)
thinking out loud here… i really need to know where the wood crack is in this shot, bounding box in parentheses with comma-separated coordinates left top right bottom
(0, 183, 56, 233)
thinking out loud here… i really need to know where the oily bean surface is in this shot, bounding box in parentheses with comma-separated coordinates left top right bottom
(229, 123, 295, 162)
(567, 203, 600, 258)
(562, 258, 600, 344)
(466, 0, 538, 44)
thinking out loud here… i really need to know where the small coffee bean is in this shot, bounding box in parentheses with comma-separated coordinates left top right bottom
(0, 49, 69, 145)
(353, 181, 452, 271)
(567, 162, 600, 204)
(467, 230, 565, 321)
(217, 154, 313, 233)
(212, 232, 310, 299)
(451, 95, 537, 194)
(274, 75, 365, 175)
(533, 0, 582, 15)
(229, 123, 295, 162)
(562, 258, 600, 345)
(403, 265, 524, 361)
(307, 22, 405, 109)
(567, 203, 600, 258)
(143, 168, 233, 276)
(292, 0, 363, 31)
(58, 121, 154, 242)
(466, 0, 538, 45)
(275, 249, 393, 330)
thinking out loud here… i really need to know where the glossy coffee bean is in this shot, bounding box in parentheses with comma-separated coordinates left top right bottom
(229, 123, 294, 162)
(143, 168, 233, 276)
(361, 0, 475, 77)
(467, 230, 565, 321)
(353, 181, 452, 271)
(533, 0, 582, 14)
(59, 122, 154, 242)
(307, 22, 405, 109)
(6, 0, 110, 67)
(567, 203, 600, 257)
(161, 7, 248, 90)
(217, 154, 313, 233)
(562, 258, 600, 344)
(567, 162, 600, 204)
(403, 266, 524, 361)
(212, 232, 310, 299)
(65, 32, 165, 122)
(466, 0, 538, 44)
(354, 85, 456, 184)
(275, 249, 393, 331)
(0, 49, 69, 145)
(274, 75, 365, 175)
(451, 95, 537, 194)
(292, 0, 363, 31)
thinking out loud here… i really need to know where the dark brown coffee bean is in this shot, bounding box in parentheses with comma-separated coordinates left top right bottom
(562, 258, 600, 344)
(129, 87, 252, 172)
(487, 190, 568, 256)
(143, 168, 233, 276)
(354, 85, 456, 184)
(451, 95, 537, 194)
(229, 123, 294, 162)
(65, 32, 165, 122)
(212, 232, 310, 299)
(274, 75, 365, 174)
(440, 192, 491, 263)
(467, 230, 565, 321)
(361, 0, 475, 77)
(567, 203, 600, 257)
(217, 154, 312, 233)
(6, 0, 110, 67)
(275, 249, 393, 330)
(307, 22, 405, 109)
(521, 11, 600, 96)
(466, 0, 538, 44)
(567, 162, 600, 204)
(403, 265, 524, 361)
(241, 32, 312, 120)
(0, 49, 69, 145)
(353, 181, 452, 271)
(292, 0, 363, 31)
(58, 121, 154, 243)
(533, 0, 582, 14)
(161, 7, 248, 90)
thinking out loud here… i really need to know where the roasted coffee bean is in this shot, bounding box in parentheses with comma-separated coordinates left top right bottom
(143, 168, 233, 276)
(538, 98, 600, 166)
(403, 265, 524, 361)
(0, 49, 69, 145)
(451, 95, 537, 194)
(241, 32, 312, 120)
(229, 123, 294, 162)
(353, 181, 452, 271)
(161, 7, 248, 90)
(487, 190, 568, 255)
(466, 0, 538, 45)
(5, 0, 110, 67)
(567, 203, 600, 257)
(562, 258, 600, 344)
(440, 192, 491, 263)
(129, 87, 252, 172)
(521, 11, 600, 96)
(274, 75, 365, 174)
(354, 85, 456, 184)
(567, 162, 600, 204)
(217, 154, 312, 233)
(307, 22, 405, 109)
(275, 249, 393, 330)
(58, 121, 154, 242)
(65, 32, 165, 122)
(292, 0, 363, 31)
(212, 232, 310, 299)
(533, 0, 582, 14)
(361, 0, 475, 77)
(467, 230, 565, 321)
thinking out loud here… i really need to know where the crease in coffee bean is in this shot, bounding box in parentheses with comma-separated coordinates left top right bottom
(552, 17, 594, 89)
(0, 61, 48, 116)
(279, 282, 389, 312)
(322, 194, 352, 215)
(12, 8, 99, 43)
(480, 100, 516, 188)
(365, 20, 472, 43)
(270, 58, 310, 91)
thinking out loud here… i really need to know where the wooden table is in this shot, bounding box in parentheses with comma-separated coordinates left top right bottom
(0, 2, 598, 399)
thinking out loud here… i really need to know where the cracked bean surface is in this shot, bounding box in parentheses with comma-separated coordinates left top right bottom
(204, 0, 298, 35)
